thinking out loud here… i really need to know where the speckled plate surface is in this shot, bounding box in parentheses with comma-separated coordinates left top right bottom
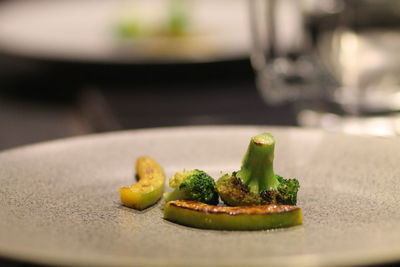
(1, 126, 400, 266)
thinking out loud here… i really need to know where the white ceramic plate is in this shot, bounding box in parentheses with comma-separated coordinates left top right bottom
(1, 126, 400, 266)
(0, 0, 249, 64)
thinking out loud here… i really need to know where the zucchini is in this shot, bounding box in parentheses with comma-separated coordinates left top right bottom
(120, 157, 165, 210)
(164, 200, 303, 230)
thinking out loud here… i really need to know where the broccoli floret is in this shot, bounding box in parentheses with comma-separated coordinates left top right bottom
(216, 133, 300, 206)
(259, 175, 300, 205)
(163, 169, 219, 205)
(167, 0, 188, 36)
(216, 174, 263, 206)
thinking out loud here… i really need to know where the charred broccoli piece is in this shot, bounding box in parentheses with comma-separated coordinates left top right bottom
(163, 169, 219, 205)
(216, 133, 300, 206)
(216, 174, 264, 206)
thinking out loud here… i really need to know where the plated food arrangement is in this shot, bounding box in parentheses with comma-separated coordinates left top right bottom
(3, 126, 400, 266)
(120, 133, 303, 230)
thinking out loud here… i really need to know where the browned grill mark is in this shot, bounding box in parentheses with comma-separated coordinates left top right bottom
(253, 141, 265, 146)
(168, 200, 299, 216)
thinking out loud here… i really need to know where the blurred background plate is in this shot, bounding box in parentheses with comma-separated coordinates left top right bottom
(0, 0, 250, 64)
(1, 126, 400, 266)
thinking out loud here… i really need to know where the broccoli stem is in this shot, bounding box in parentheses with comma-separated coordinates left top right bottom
(236, 133, 279, 193)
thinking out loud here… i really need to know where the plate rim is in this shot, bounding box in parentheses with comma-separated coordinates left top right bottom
(0, 124, 391, 155)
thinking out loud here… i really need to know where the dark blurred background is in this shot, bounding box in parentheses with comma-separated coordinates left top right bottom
(0, 0, 297, 151)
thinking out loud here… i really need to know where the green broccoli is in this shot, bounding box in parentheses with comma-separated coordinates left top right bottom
(216, 133, 300, 206)
(166, 0, 188, 36)
(163, 169, 219, 205)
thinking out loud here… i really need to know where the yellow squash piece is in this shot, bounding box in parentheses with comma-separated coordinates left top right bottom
(120, 157, 165, 210)
(164, 200, 303, 230)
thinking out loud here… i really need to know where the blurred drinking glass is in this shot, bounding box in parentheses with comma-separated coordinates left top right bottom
(250, 0, 400, 135)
